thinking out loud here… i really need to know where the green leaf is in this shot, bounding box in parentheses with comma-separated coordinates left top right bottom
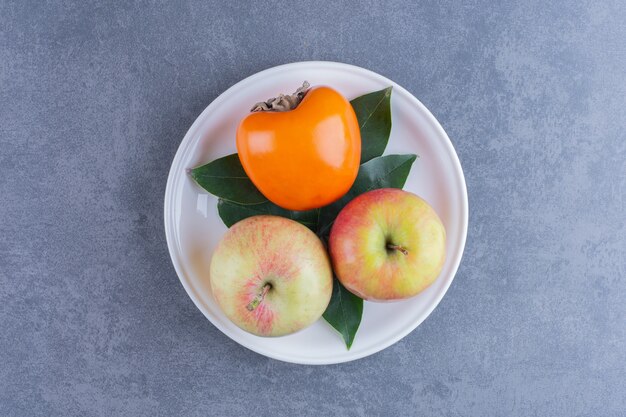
(317, 154, 417, 238)
(351, 87, 392, 163)
(323, 278, 363, 349)
(218, 199, 319, 232)
(189, 154, 267, 205)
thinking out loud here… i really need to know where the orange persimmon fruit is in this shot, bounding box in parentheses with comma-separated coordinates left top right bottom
(236, 85, 361, 211)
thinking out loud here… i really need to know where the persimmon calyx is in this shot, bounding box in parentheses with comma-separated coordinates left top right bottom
(251, 81, 310, 112)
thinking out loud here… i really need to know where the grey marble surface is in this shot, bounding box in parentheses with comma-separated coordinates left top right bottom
(1, 1, 625, 416)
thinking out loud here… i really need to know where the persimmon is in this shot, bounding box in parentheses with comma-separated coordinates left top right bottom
(236, 82, 361, 211)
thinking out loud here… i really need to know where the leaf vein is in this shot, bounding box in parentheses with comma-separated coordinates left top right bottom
(194, 175, 250, 179)
(358, 93, 389, 130)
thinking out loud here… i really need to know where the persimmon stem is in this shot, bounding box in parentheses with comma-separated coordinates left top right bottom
(251, 81, 310, 112)
(386, 243, 409, 255)
(246, 283, 272, 311)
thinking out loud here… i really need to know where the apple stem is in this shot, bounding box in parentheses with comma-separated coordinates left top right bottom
(246, 283, 272, 312)
(387, 243, 409, 255)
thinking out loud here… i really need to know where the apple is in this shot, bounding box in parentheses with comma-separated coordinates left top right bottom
(329, 188, 446, 301)
(210, 215, 333, 337)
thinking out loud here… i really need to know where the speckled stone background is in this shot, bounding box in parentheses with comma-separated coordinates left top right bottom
(1, 0, 625, 416)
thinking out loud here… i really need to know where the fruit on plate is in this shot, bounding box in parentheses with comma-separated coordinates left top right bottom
(210, 215, 333, 336)
(237, 82, 361, 211)
(329, 188, 446, 301)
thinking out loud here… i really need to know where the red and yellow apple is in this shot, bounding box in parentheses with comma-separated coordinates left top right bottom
(210, 215, 333, 336)
(329, 188, 446, 301)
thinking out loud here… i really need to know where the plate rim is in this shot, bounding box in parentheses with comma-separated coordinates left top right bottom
(164, 61, 469, 365)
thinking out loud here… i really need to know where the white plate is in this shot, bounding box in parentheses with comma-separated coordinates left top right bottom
(164, 61, 468, 365)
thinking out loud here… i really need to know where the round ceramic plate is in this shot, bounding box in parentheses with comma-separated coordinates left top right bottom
(164, 61, 468, 365)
